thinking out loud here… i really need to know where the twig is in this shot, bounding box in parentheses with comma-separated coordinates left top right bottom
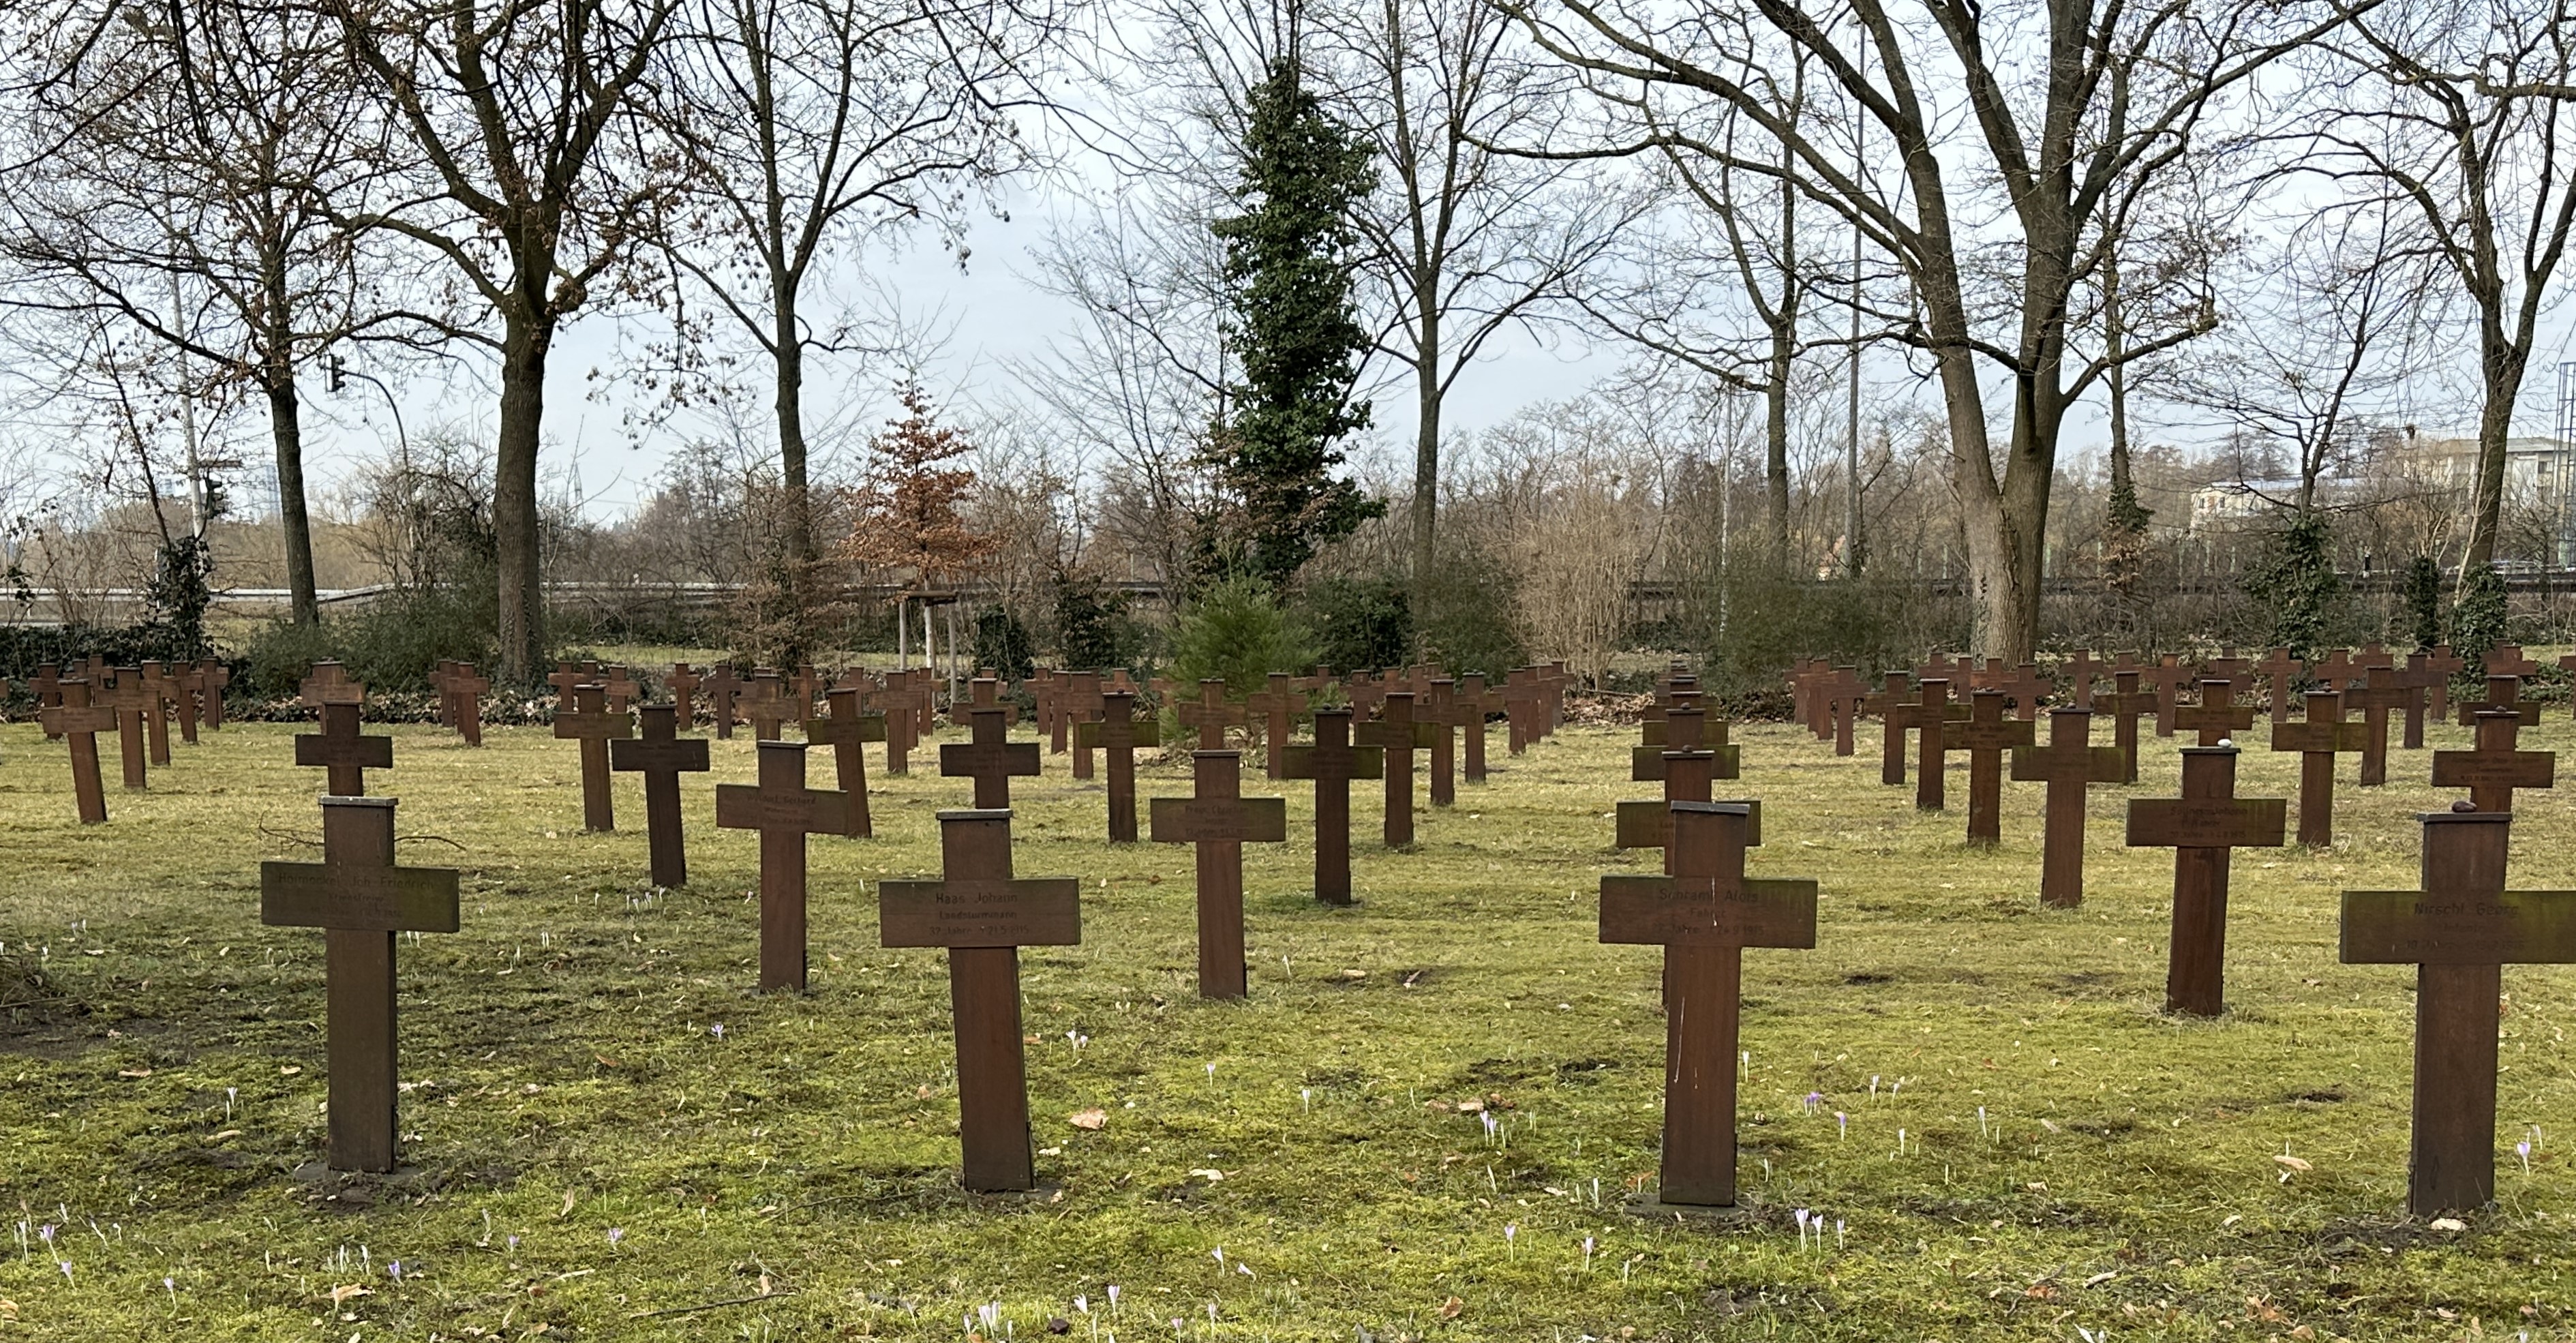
(394, 832, 468, 851)
(625, 1291, 790, 1320)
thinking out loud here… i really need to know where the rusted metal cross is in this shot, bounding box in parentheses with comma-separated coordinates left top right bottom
(1243, 673, 1307, 781)
(2268, 690, 2367, 847)
(701, 664, 742, 740)
(1074, 689, 1159, 843)
(1175, 678, 1246, 752)
(297, 665, 390, 797)
(2453, 672, 2541, 730)
(609, 704, 710, 886)
(804, 686, 884, 837)
(552, 683, 632, 831)
(2431, 709, 2554, 814)
(1598, 802, 1815, 1210)
(2345, 665, 2412, 785)
(2252, 648, 2303, 725)
(1151, 751, 1288, 999)
(879, 809, 1080, 1192)
(714, 741, 850, 993)
(40, 680, 116, 824)
(1946, 689, 2033, 847)
(2100, 668, 2160, 783)
(258, 796, 460, 1171)
(2172, 678, 2256, 747)
(941, 695, 1042, 808)
(2339, 809, 2576, 1214)
(2010, 708, 2123, 906)
(1354, 691, 1438, 846)
(2125, 746, 2286, 1016)
(1282, 706, 1381, 904)
(665, 663, 702, 727)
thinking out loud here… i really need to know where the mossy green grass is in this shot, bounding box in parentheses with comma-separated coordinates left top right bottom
(0, 710, 2569, 1338)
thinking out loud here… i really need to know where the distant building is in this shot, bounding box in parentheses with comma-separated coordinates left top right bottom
(2186, 477, 2361, 530)
(2408, 436, 2575, 510)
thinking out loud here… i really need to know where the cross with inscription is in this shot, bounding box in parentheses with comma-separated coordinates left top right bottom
(2345, 664, 2412, 785)
(804, 686, 884, 837)
(553, 683, 632, 831)
(1282, 706, 1381, 904)
(702, 664, 741, 739)
(2125, 746, 2287, 1015)
(1355, 691, 1438, 846)
(40, 680, 115, 824)
(259, 795, 461, 1171)
(2252, 648, 2303, 725)
(297, 665, 391, 796)
(2010, 708, 2124, 906)
(1074, 689, 1159, 843)
(2340, 809, 2576, 1213)
(1618, 712, 1763, 854)
(2172, 678, 2256, 746)
(2431, 709, 2555, 813)
(609, 704, 710, 886)
(2269, 690, 2367, 847)
(2453, 672, 2541, 729)
(715, 741, 851, 993)
(1243, 673, 1305, 780)
(1151, 751, 1288, 999)
(2100, 668, 2159, 783)
(1946, 689, 2034, 847)
(879, 809, 1082, 1192)
(1600, 802, 1815, 1210)
(1175, 678, 1245, 751)
(943, 691, 1042, 808)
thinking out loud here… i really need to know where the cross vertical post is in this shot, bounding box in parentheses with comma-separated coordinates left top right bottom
(1282, 708, 1380, 904)
(1946, 689, 2033, 846)
(609, 704, 711, 886)
(804, 687, 884, 837)
(714, 742, 850, 992)
(39, 680, 115, 824)
(1355, 691, 1436, 846)
(2010, 708, 2123, 907)
(551, 683, 631, 831)
(2125, 747, 2287, 1015)
(1151, 751, 1288, 998)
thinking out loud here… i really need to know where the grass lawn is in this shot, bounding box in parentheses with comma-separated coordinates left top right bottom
(0, 705, 2569, 1340)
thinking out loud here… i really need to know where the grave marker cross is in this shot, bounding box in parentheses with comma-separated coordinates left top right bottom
(1946, 689, 2034, 846)
(2124, 746, 2287, 1016)
(1911, 679, 1956, 811)
(879, 809, 1081, 1192)
(1282, 706, 1382, 904)
(1424, 679, 1462, 807)
(1244, 673, 1305, 780)
(2252, 648, 2303, 725)
(1175, 678, 1246, 752)
(2416, 645, 2464, 721)
(194, 659, 230, 730)
(2339, 811, 2576, 1214)
(297, 675, 392, 798)
(2269, 690, 2367, 847)
(1074, 690, 1160, 843)
(941, 704, 1042, 808)
(2101, 669, 2159, 783)
(804, 687, 885, 837)
(1355, 691, 1438, 846)
(2454, 672, 2541, 729)
(1457, 673, 1501, 783)
(1151, 751, 1289, 999)
(551, 684, 632, 832)
(1598, 802, 1815, 1209)
(1861, 674, 1913, 786)
(136, 663, 175, 766)
(2345, 665, 2412, 785)
(39, 680, 115, 824)
(444, 664, 489, 746)
(666, 663, 702, 727)
(2061, 649, 2101, 709)
(702, 665, 742, 740)
(2430, 710, 2555, 814)
(258, 796, 460, 1172)
(33, 663, 64, 739)
(2172, 678, 2256, 747)
(714, 741, 850, 992)
(95, 670, 151, 791)
(609, 704, 711, 886)
(2010, 708, 2124, 906)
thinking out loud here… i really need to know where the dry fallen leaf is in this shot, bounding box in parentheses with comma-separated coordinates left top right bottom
(1069, 1108, 1108, 1131)
(2428, 1217, 2467, 1233)
(117, 1068, 152, 1079)
(1438, 1296, 1464, 1319)
(2271, 1154, 2312, 1172)
(329, 1284, 373, 1306)
(560, 1190, 577, 1217)
(1187, 1168, 1225, 1182)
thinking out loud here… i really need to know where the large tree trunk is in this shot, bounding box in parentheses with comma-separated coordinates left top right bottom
(266, 376, 320, 627)
(494, 312, 553, 683)
(1408, 296, 1440, 655)
(2456, 327, 2528, 574)
(772, 293, 813, 665)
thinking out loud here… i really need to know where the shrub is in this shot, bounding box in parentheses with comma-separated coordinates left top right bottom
(1417, 558, 1525, 676)
(1168, 575, 1314, 697)
(2401, 555, 2444, 650)
(1053, 569, 1140, 672)
(2246, 513, 2344, 662)
(1297, 575, 1410, 672)
(234, 582, 498, 700)
(2450, 563, 2509, 669)
(972, 605, 1037, 680)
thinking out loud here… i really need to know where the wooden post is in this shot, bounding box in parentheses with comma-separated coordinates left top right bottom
(258, 796, 460, 1171)
(713, 742, 850, 993)
(879, 809, 1081, 1192)
(39, 680, 115, 824)
(2125, 747, 2286, 1016)
(1598, 802, 1815, 1209)
(2010, 708, 2123, 907)
(2269, 691, 2366, 847)
(609, 704, 710, 886)
(1946, 689, 2033, 846)
(552, 684, 632, 832)
(1282, 707, 1381, 904)
(1150, 751, 1288, 999)
(2339, 811, 2576, 1214)
(804, 687, 885, 837)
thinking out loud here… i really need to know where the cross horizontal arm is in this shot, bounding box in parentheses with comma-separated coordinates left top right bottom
(1598, 875, 1817, 949)
(2339, 888, 2576, 965)
(260, 862, 461, 933)
(879, 878, 1082, 948)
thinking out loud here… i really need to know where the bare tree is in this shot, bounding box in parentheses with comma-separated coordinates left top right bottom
(327, 0, 680, 681)
(0, 1, 406, 625)
(1502, 0, 2348, 659)
(1321, 0, 1627, 643)
(2302, 0, 2576, 576)
(648, 0, 1055, 621)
